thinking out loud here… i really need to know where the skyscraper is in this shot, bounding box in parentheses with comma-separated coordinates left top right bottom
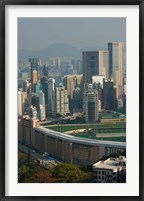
(82, 51, 109, 84)
(102, 80, 116, 111)
(23, 80, 29, 92)
(39, 105, 46, 121)
(83, 84, 99, 123)
(31, 70, 38, 92)
(18, 91, 28, 116)
(28, 106, 37, 120)
(18, 91, 22, 116)
(40, 77, 56, 116)
(49, 57, 61, 69)
(31, 94, 39, 112)
(98, 51, 109, 79)
(29, 58, 40, 92)
(39, 90, 45, 106)
(29, 58, 39, 71)
(35, 81, 41, 95)
(43, 64, 49, 78)
(108, 42, 124, 98)
(47, 78, 56, 114)
(63, 75, 83, 98)
(92, 75, 105, 88)
(56, 84, 69, 115)
(39, 90, 46, 121)
(40, 77, 48, 105)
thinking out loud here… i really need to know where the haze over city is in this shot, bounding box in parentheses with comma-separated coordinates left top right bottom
(18, 18, 126, 51)
(18, 17, 126, 183)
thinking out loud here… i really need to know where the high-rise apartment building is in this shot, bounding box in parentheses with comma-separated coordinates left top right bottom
(31, 91, 46, 121)
(49, 57, 61, 69)
(39, 90, 45, 106)
(35, 81, 41, 95)
(43, 64, 49, 78)
(27, 87, 32, 106)
(102, 80, 116, 111)
(31, 94, 39, 113)
(28, 106, 38, 120)
(18, 91, 22, 116)
(55, 57, 61, 70)
(40, 77, 56, 117)
(39, 90, 46, 121)
(29, 58, 40, 92)
(23, 80, 29, 92)
(56, 84, 69, 115)
(83, 84, 99, 123)
(108, 42, 124, 98)
(18, 91, 28, 116)
(47, 78, 56, 114)
(82, 51, 109, 84)
(18, 115, 40, 146)
(29, 58, 39, 71)
(63, 74, 83, 98)
(98, 51, 109, 78)
(31, 70, 38, 92)
(73, 87, 82, 109)
(39, 105, 46, 121)
(92, 81, 103, 112)
(92, 75, 105, 88)
(40, 77, 48, 105)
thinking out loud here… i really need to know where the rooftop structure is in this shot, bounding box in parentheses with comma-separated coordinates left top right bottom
(92, 156, 126, 183)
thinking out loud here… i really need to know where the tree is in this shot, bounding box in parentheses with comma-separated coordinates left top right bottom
(24, 170, 59, 183)
(51, 163, 91, 183)
(18, 164, 30, 182)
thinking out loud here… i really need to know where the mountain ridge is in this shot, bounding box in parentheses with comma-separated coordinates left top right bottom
(18, 43, 105, 63)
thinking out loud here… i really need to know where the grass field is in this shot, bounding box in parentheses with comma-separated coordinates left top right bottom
(71, 133, 126, 141)
(45, 123, 126, 134)
(73, 134, 126, 141)
(45, 122, 126, 133)
(99, 136, 126, 142)
(45, 123, 126, 142)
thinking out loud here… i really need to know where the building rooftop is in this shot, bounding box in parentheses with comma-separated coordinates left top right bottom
(93, 156, 126, 170)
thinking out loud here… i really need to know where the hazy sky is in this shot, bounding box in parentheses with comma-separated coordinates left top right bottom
(18, 18, 126, 51)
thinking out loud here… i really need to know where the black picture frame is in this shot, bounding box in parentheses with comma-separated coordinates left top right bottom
(0, 0, 143, 200)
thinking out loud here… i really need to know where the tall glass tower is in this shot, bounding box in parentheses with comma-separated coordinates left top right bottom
(108, 42, 124, 98)
(82, 51, 109, 84)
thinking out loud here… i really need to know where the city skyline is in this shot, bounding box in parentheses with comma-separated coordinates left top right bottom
(18, 18, 126, 183)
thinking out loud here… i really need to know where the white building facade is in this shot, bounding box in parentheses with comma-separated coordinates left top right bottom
(92, 156, 126, 183)
(56, 84, 69, 115)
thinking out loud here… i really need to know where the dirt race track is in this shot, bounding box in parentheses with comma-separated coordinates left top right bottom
(96, 133, 126, 138)
(64, 129, 126, 138)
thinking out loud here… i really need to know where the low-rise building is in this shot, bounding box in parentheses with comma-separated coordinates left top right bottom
(92, 156, 126, 183)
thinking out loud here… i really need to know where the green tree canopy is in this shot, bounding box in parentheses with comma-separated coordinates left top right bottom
(51, 163, 91, 183)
